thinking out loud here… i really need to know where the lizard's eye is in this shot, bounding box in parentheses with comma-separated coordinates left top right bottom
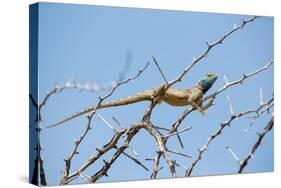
(207, 72, 214, 77)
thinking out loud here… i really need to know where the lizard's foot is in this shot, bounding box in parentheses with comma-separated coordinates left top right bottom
(197, 107, 206, 116)
(210, 96, 216, 106)
(200, 96, 216, 112)
(189, 100, 206, 115)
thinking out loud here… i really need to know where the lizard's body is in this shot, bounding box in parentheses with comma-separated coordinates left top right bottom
(48, 72, 217, 128)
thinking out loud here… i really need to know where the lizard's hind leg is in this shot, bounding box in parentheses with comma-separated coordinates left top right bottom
(151, 84, 166, 104)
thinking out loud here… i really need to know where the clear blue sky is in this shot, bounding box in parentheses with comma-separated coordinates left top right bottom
(34, 2, 273, 186)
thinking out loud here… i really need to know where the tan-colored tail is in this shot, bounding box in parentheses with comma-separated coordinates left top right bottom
(47, 105, 97, 128)
(47, 91, 152, 128)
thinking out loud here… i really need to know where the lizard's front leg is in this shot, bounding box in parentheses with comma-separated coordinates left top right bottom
(192, 96, 215, 114)
(200, 96, 215, 111)
(189, 100, 206, 115)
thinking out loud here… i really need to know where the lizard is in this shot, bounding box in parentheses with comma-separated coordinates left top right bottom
(47, 72, 218, 128)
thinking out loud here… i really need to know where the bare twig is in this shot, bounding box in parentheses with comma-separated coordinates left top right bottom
(148, 152, 162, 179)
(238, 116, 274, 173)
(244, 102, 273, 133)
(63, 124, 146, 184)
(163, 126, 192, 139)
(167, 149, 192, 158)
(153, 125, 170, 132)
(114, 146, 149, 171)
(223, 74, 229, 84)
(260, 85, 264, 105)
(78, 171, 91, 183)
(226, 115, 274, 173)
(226, 95, 234, 116)
(97, 114, 117, 133)
(98, 115, 139, 157)
(143, 121, 177, 178)
(152, 56, 169, 84)
(112, 117, 124, 129)
(127, 145, 139, 157)
(226, 146, 241, 164)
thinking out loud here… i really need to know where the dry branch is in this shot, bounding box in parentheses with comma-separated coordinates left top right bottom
(186, 97, 273, 176)
(63, 124, 146, 184)
(89, 127, 142, 182)
(60, 115, 92, 184)
(204, 59, 273, 102)
(238, 116, 274, 173)
(114, 147, 149, 171)
(225, 115, 273, 173)
(60, 62, 150, 184)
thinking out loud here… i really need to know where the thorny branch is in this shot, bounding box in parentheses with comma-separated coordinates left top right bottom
(89, 127, 142, 183)
(238, 116, 274, 173)
(113, 147, 149, 171)
(204, 59, 274, 102)
(60, 114, 93, 184)
(168, 16, 259, 87)
(226, 116, 274, 173)
(63, 124, 147, 184)
(146, 152, 163, 179)
(143, 121, 177, 178)
(244, 100, 273, 133)
(186, 97, 273, 176)
(59, 62, 150, 184)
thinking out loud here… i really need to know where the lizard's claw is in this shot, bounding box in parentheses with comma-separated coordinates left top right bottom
(210, 96, 216, 106)
(199, 109, 206, 116)
(195, 105, 206, 115)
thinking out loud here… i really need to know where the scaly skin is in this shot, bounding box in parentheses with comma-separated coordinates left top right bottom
(47, 72, 217, 128)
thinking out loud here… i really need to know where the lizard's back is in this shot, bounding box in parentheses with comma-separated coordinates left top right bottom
(163, 87, 203, 106)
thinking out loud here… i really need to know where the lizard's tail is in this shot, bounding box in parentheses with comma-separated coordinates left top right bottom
(47, 91, 152, 128)
(46, 105, 98, 128)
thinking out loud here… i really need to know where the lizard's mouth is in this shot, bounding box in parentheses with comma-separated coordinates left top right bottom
(209, 76, 218, 84)
(213, 75, 218, 81)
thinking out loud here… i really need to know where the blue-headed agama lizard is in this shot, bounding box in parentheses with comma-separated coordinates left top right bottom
(47, 72, 218, 128)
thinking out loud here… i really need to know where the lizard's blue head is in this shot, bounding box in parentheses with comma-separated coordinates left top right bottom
(198, 72, 218, 94)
